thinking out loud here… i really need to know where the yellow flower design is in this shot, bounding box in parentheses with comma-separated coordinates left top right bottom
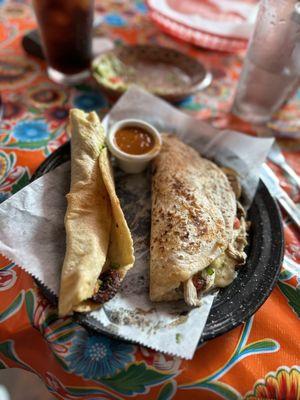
(245, 367, 300, 400)
(0, 151, 11, 183)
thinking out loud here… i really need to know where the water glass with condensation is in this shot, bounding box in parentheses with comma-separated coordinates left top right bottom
(232, 0, 300, 124)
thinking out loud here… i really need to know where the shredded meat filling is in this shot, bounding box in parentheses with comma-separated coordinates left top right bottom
(192, 274, 206, 292)
(184, 207, 248, 306)
(226, 216, 248, 265)
(183, 277, 201, 306)
(92, 269, 121, 304)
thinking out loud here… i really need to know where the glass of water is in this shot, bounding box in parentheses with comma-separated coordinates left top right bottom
(232, 0, 300, 124)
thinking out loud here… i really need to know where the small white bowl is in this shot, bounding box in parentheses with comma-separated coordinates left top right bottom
(106, 118, 162, 174)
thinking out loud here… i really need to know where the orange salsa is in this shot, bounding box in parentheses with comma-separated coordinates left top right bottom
(114, 126, 155, 155)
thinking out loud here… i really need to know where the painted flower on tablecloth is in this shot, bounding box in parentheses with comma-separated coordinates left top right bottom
(45, 371, 118, 399)
(103, 13, 126, 27)
(0, 20, 17, 50)
(0, 270, 16, 291)
(0, 151, 11, 183)
(44, 372, 74, 400)
(0, 56, 39, 90)
(27, 86, 66, 108)
(32, 89, 59, 104)
(45, 106, 69, 123)
(24, 289, 76, 359)
(12, 120, 50, 142)
(0, 150, 29, 196)
(177, 95, 194, 109)
(245, 366, 300, 400)
(73, 92, 107, 112)
(139, 347, 182, 372)
(3, 101, 25, 120)
(0, 192, 9, 203)
(135, 1, 148, 14)
(2, 3, 31, 19)
(65, 331, 135, 379)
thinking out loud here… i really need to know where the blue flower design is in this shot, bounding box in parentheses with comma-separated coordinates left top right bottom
(13, 120, 50, 142)
(0, 192, 9, 204)
(74, 92, 107, 112)
(176, 95, 194, 107)
(104, 13, 126, 27)
(135, 2, 148, 14)
(65, 332, 135, 379)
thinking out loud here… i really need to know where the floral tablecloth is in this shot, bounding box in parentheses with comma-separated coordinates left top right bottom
(0, 1, 299, 399)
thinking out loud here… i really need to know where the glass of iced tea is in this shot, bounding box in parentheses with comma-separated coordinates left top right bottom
(33, 0, 94, 84)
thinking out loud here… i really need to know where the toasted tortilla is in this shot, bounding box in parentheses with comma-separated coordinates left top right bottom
(59, 109, 134, 316)
(150, 134, 237, 303)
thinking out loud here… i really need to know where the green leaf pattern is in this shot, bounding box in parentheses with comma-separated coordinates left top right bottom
(11, 169, 30, 194)
(101, 362, 175, 396)
(200, 382, 241, 400)
(0, 291, 24, 323)
(278, 281, 300, 318)
(157, 381, 177, 400)
(25, 289, 35, 325)
(179, 318, 280, 399)
(0, 340, 32, 372)
(0, 265, 288, 399)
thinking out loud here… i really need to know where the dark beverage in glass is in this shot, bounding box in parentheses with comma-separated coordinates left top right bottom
(33, 0, 94, 84)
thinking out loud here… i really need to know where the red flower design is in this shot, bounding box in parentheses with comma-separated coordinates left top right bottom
(31, 290, 73, 357)
(139, 346, 182, 372)
(45, 106, 69, 123)
(245, 367, 300, 400)
(3, 101, 25, 120)
(45, 372, 75, 399)
(27, 86, 66, 107)
(0, 270, 16, 291)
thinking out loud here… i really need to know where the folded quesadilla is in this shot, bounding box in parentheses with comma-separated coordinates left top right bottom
(59, 109, 134, 316)
(150, 134, 247, 306)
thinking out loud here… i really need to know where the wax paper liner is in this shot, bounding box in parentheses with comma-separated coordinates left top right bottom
(0, 87, 273, 359)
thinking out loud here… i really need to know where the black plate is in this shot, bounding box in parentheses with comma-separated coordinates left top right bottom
(31, 141, 284, 342)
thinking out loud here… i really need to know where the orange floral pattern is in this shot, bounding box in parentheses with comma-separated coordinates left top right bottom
(0, 1, 299, 399)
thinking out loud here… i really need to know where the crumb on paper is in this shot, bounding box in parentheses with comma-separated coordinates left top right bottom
(104, 307, 187, 335)
(168, 314, 188, 327)
(176, 333, 182, 344)
(105, 307, 152, 329)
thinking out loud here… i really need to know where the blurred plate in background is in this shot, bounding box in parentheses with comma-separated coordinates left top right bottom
(147, 0, 259, 52)
(92, 45, 212, 102)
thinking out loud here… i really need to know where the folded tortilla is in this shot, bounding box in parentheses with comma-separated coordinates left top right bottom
(150, 134, 246, 306)
(59, 109, 134, 316)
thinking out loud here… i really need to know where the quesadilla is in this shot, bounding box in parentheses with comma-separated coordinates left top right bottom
(150, 134, 247, 306)
(58, 109, 134, 316)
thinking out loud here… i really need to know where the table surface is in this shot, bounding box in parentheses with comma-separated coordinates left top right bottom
(0, 1, 299, 399)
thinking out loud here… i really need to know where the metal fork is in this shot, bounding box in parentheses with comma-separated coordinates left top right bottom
(268, 142, 300, 190)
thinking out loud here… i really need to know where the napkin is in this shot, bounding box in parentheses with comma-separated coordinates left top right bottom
(0, 87, 273, 359)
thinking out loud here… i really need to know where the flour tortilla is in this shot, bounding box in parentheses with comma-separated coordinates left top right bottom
(59, 109, 134, 316)
(150, 134, 236, 302)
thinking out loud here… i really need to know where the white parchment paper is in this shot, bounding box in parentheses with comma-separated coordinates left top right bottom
(0, 87, 273, 359)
